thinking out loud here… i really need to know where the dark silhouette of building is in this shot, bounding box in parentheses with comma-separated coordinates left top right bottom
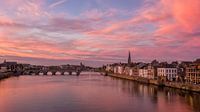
(0, 60, 17, 72)
(128, 51, 131, 65)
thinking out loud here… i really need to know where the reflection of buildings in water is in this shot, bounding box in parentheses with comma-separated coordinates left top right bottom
(156, 86, 200, 112)
(110, 77, 143, 97)
(162, 86, 200, 112)
(110, 77, 200, 112)
(192, 94, 200, 112)
(185, 93, 200, 112)
(162, 88, 178, 103)
(147, 85, 158, 104)
(111, 77, 159, 104)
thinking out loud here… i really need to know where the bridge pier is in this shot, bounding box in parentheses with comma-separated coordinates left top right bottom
(29, 71, 34, 75)
(36, 72, 40, 75)
(52, 72, 56, 76)
(68, 71, 72, 75)
(43, 72, 48, 75)
(61, 72, 65, 75)
(76, 72, 80, 76)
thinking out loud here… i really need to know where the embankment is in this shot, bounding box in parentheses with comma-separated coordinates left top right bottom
(0, 72, 11, 80)
(108, 73, 200, 93)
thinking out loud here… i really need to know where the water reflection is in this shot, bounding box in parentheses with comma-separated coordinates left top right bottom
(0, 74, 199, 112)
(110, 77, 200, 112)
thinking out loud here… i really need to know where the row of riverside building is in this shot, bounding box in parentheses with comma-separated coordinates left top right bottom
(104, 52, 200, 84)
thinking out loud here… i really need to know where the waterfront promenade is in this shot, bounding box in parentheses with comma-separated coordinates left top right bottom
(108, 73, 200, 93)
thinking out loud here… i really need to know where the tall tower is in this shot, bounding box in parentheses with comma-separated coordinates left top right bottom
(128, 51, 131, 65)
(3, 59, 6, 63)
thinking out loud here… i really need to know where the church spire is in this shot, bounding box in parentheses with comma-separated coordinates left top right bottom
(128, 51, 131, 65)
(3, 59, 6, 63)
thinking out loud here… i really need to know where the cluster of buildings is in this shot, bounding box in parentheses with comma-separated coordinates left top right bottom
(0, 60, 31, 73)
(105, 51, 200, 84)
(0, 60, 18, 73)
(0, 60, 92, 75)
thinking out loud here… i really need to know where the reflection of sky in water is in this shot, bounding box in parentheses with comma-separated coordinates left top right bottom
(0, 74, 199, 112)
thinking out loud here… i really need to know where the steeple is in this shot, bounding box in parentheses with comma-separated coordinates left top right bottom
(128, 51, 131, 65)
(3, 59, 6, 63)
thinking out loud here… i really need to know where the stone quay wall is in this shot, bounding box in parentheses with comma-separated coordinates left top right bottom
(108, 73, 200, 93)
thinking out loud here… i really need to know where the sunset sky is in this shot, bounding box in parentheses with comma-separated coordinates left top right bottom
(0, 0, 199, 66)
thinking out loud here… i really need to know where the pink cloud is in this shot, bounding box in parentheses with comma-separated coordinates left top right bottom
(184, 37, 200, 48)
(0, 0, 199, 65)
(161, 0, 200, 32)
(16, 1, 50, 20)
(0, 13, 14, 25)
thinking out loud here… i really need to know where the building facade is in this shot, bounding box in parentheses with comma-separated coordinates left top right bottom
(117, 66, 124, 74)
(138, 65, 156, 79)
(185, 64, 200, 84)
(0, 67, 8, 73)
(139, 69, 148, 78)
(0, 60, 17, 72)
(157, 68, 177, 81)
(106, 65, 113, 72)
(129, 67, 139, 76)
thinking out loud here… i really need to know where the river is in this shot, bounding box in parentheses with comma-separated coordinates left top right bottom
(0, 73, 199, 112)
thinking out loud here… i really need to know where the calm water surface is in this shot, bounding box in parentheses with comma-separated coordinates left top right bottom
(0, 73, 200, 112)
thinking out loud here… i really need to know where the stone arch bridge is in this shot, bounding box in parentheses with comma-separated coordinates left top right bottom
(23, 67, 84, 76)
(25, 70, 81, 76)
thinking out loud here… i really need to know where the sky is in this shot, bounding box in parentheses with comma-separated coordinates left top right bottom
(0, 0, 199, 66)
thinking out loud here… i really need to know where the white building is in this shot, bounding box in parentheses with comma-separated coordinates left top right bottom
(157, 68, 177, 81)
(138, 65, 156, 79)
(139, 69, 148, 78)
(114, 66, 118, 74)
(106, 65, 112, 72)
(113, 66, 124, 74)
(117, 66, 124, 74)
(124, 67, 130, 75)
(129, 68, 133, 76)
(147, 65, 157, 79)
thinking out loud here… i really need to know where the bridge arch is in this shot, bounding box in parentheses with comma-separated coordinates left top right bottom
(47, 71, 53, 75)
(38, 70, 45, 75)
(72, 72, 77, 75)
(55, 71, 61, 75)
(38, 72, 44, 75)
(63, 72, 69, 75)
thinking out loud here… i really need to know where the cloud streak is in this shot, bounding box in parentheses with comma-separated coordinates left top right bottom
(49, 0, 68, 8)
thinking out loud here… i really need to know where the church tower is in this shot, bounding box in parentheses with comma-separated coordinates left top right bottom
(3, 59, 6, 63)
(128, 51, 131, 65)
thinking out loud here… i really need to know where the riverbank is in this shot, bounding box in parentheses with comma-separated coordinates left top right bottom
(0, 72, 11, 81)
(108, 73, 200, 93)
